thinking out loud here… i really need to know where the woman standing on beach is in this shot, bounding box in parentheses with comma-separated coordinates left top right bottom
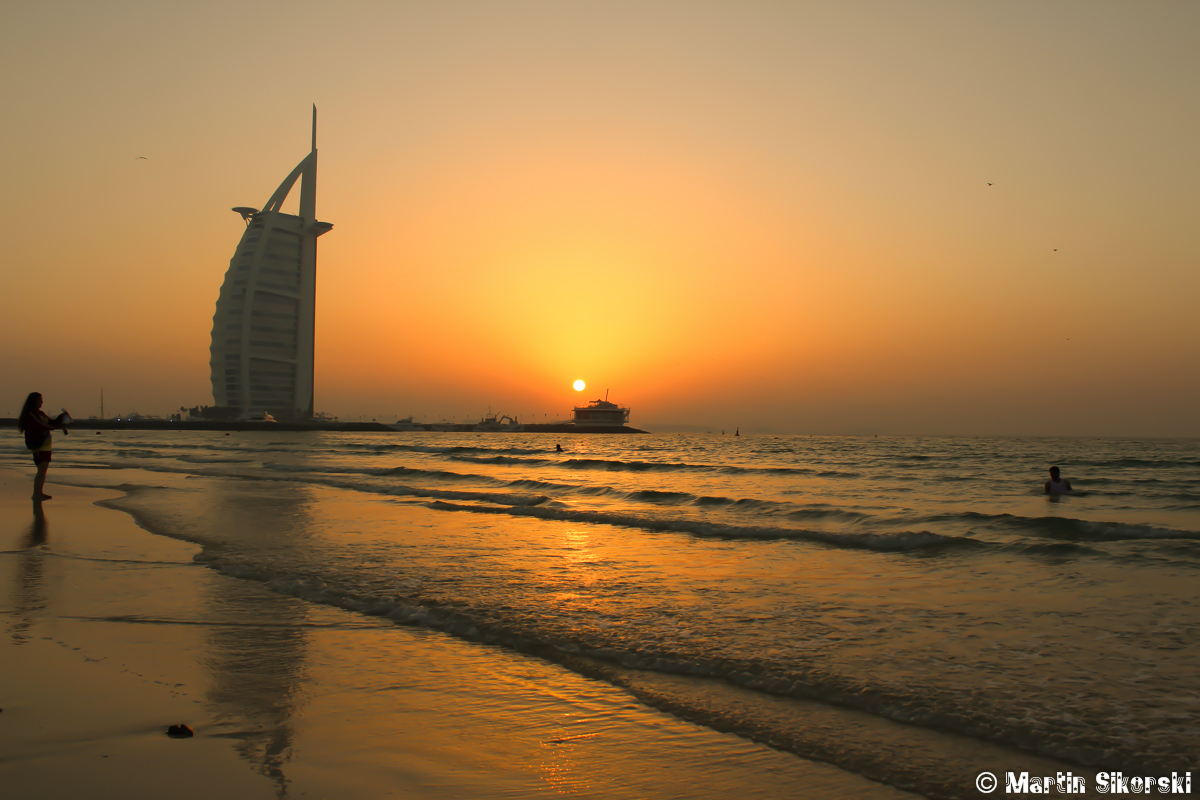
(18, 392, 69, 501)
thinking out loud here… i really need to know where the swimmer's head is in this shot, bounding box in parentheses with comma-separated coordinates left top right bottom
(1049, 466, 1061, 477)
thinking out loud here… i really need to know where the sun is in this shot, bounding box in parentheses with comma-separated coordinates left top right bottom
(573, 379, 586, 392)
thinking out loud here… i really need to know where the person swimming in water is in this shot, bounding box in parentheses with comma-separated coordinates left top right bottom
(1044, 465, 1073, 495)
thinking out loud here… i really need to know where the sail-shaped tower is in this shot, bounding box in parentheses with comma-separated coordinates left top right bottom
(209, 108, 333, 420)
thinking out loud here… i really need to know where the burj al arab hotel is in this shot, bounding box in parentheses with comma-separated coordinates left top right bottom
(209, 108, 333, 420)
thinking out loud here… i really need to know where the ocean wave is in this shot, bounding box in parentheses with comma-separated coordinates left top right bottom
(911, 510, 1200, 542)
(114, 448, 169, 458)
(692, 495, 737, 507)
(301, 477, 550, 508)
(51, 462, 121, 470)
(106, 440, 246, 451)
(177, 454, 258, 464)
(505, 477, 614, 495)
(688, 495, 869, 523)
(106, 440, 303, 456)
(345, 442, 548, 457)
(1009, 541, 1102, 557)
(692, 495, 772, 508)
(496, 482, 871, 522)
(421, 444, 547, 456)
(786, 506, 872, 522)
(261, 461, 492, 484)
(1073, 457, 1200, 470)
(561, 458, 698, 472)
(449, 454, 552, 466)
(189, 549, 1120, 797)
(97, 461, 550, 508)
(65, 613, 390, 630)
(556, 457, 857, 478)
(424, 500, 975, 552)
(628, 489, 693, 504)
(1072, 519, 1200, 542)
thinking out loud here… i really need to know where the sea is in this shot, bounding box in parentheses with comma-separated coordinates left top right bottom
(6, 430, 1198, 798)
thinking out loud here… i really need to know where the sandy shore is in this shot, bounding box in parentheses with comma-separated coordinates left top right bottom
(0, 474, 282, 798)
(0, 466, 914, 799)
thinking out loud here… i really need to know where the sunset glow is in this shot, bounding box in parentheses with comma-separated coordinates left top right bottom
(3, 7, 1198, 794)
(2, 2, 1197, 435)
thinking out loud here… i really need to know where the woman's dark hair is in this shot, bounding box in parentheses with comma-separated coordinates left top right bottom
(17, 392, 42, 432)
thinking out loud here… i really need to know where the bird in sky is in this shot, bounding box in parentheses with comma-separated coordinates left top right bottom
(987, 182, 993, 186)
(135, 156, 147, 160)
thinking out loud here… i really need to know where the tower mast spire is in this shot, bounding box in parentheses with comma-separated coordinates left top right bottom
(311, 104, 317, 152)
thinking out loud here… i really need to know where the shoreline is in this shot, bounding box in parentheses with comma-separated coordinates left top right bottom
(0, 466, 911, 799)
(0, 418, 647, 434)
(0, 475, 282, 798)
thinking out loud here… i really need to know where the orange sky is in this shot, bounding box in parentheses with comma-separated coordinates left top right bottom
(3, 1, 1198, 435)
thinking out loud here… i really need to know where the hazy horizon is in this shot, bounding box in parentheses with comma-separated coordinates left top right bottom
(4, 1, 1198, 437)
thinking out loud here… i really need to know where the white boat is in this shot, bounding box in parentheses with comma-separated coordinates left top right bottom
(389, 416, 423, 431)
(234, 412, 274, 424)
(572, 392, 630, 427)
(237, 411, 277, 422)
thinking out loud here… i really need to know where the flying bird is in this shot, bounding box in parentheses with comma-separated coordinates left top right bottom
(135, 156, 147, 160)
(987, 182, 993, 186)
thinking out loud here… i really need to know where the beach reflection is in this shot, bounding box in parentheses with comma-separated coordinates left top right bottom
(8, 502, 49, 645)
(196, 481, 314, 798)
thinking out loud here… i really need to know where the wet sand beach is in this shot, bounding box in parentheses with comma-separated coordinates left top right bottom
(0, 467, 913, 799)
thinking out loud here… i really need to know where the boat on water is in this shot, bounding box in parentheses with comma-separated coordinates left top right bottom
(389, 416, 423, 431)
(572, 392, 630, 427)
(474, 413, 523, 432)
(237, 410, 277, 422)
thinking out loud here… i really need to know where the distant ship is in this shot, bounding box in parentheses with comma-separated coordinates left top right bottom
(474, 413, 523, 432)
(572, 392, 630, 427)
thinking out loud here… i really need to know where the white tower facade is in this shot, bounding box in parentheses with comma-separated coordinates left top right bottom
(209, 109, 332, 420)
